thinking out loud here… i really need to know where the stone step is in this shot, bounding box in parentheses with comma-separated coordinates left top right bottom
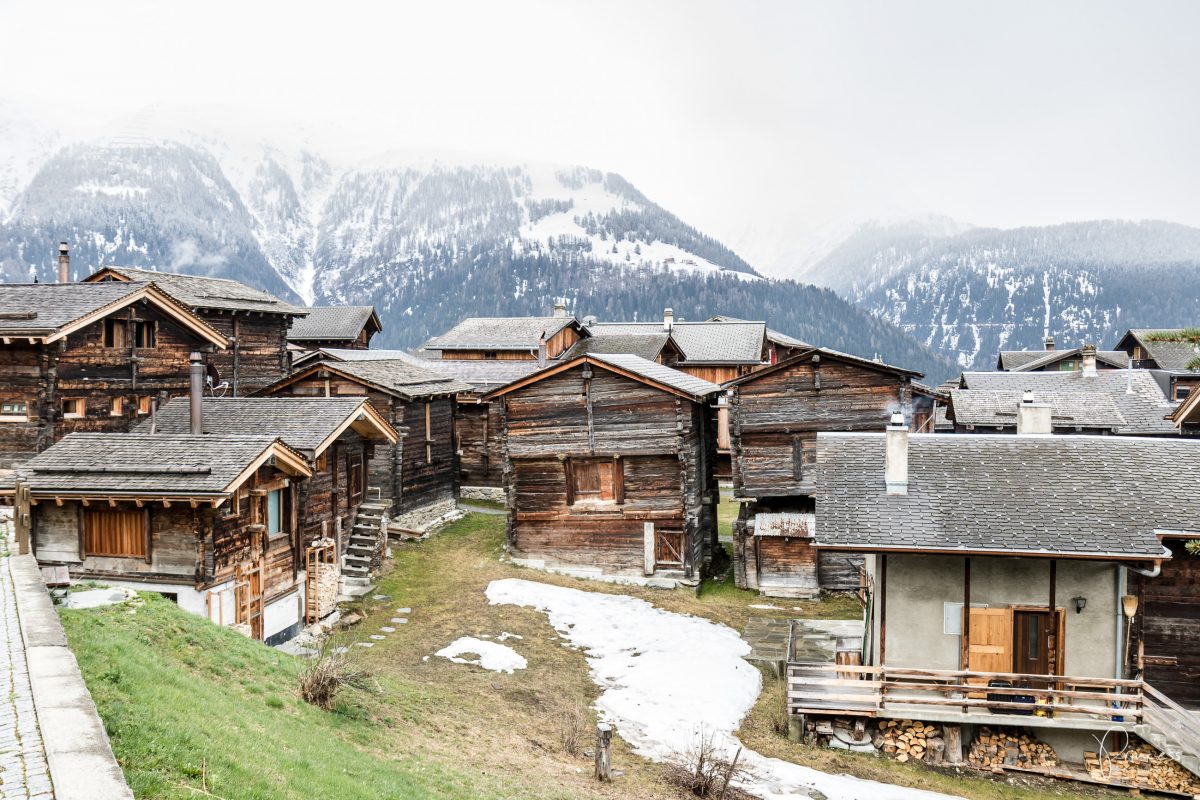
(342, 565, 369, 579)
(359, 502, 391, 512)
(347, 544, 374, 557)
(343, 553, 370, 565)
(348, 534, 378, 546)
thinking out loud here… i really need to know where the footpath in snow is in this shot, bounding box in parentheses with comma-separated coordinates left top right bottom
(486, 578, 960, 800)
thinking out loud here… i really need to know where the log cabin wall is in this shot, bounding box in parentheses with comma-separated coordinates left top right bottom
(1131, 539, 1200, 708)
(0, 304, 214, 468)
(392, 396, 457, 514)
(730, 357, 912, 499)
(200, 312, 291, 395)
(499, 365, 715, 578)
(296, 431, 372, 558)
(676, 364, 745, 385)
(456, 400, 504, 487)
(206, 464, 302, 601)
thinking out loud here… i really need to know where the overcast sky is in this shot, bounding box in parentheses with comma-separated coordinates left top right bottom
(2, 0, 1198, 276)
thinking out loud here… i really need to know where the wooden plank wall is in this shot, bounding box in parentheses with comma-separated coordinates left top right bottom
(1132, 539, 1200, 708)
(201, 312, 291, 395)
(456, 401, 504, 487)
(296, 431, 371, 556)
(392, 397, 457, 514)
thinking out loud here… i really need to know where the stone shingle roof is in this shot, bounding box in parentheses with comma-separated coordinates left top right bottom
(136, 397, 392, 454)
(589, 321, 766, 364)
(586, 353, 722, 399)
(0, 282, 147, 335)
(563, 333, 672, 362)
(22, 433, 296, 496)
(92, 267, 307, 316)
(285, 348, 534, 392)
(815, 432, 1195, 558)
(278, 360, 472, 400)
(423, 316, 578, 352)
(999, 348, 1129, 371)
(287, 306, 380, 342)
(957, 370, 1178, 435)
(1123, 329, 1200, 372)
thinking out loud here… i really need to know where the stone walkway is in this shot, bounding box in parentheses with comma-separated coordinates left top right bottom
(0, 536, 53, 800)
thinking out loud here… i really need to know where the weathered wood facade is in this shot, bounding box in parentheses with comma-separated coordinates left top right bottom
(484, 354, 720, 584)
(0, 282, 227, 468)
(1131, 539, 1200, 709)
(725, 349, 923, 597)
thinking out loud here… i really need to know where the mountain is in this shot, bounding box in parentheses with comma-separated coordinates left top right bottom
(810, 219, 1200, 369)
(0, 130, 957, 382)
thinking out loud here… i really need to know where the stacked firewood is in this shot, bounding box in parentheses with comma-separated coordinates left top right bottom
(967, 728, 1056, 769)
(873, 719, 943, 763)
(1084, 744, 1200, 794)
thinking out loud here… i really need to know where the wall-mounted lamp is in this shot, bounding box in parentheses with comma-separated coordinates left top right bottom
(1073, 596, 1087, 614)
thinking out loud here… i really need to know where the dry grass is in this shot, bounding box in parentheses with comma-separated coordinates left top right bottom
(298, 638, 376, 711)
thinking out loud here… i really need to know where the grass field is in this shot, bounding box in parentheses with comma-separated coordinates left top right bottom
(61, 511, 1124, 800)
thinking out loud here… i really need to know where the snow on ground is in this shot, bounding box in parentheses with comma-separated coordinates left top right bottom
(435, 636, 527, 674)
(486, 578, 959, 800)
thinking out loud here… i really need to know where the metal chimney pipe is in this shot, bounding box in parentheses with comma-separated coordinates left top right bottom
(188, 352, 205, 435)
(57, 242, 70, 283)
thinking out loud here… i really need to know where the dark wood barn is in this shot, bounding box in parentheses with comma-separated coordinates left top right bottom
(0, 281, 227, 468)
(256, 359, 471, 530)
(483, 353, 721, 586)
(85, 267, 307, 395)
(16, 432, 312, 643)
(724, 348, 924, 597)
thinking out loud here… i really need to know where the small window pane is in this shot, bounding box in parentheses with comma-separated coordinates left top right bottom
(267, 490, 282, 535)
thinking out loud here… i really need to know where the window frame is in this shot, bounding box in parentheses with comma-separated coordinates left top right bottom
(565, 456, 625, 507)
(132, 319, 156, 349)
(0, 400, 28, 422)
(61, 398, 86, 419)
(103, 318, 128, 349)
(109, 397, 124, 417)
(83, 508, 149, 560)
(266, 488, 285, 539)
(137, 395, 152, 415)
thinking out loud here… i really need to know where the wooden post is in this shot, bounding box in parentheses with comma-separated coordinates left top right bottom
(878, 553, 887, 666)
(594, 723, 612, 782)
(944, 725, 963, 765)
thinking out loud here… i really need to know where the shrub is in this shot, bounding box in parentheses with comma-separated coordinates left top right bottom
(298, 640, 376, 711)
(665, 728, 759, 800)
(558, 700, 588, 755)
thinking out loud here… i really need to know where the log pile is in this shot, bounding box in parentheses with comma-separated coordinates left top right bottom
(873, 719, 944, 763)
(967, 728, 1056, 769)
(1083, 744, 1200, 795)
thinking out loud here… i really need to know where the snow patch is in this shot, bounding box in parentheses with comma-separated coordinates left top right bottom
(435, 636, 527, 674)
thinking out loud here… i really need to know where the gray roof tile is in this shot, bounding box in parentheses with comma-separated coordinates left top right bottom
(424, 316, 578, 351)
(1125, 329, 1200, 372)
(564, 333, 672, 362)
(287, 306, 379, 341)
(589, 320, 766, 364)
(95, 267, 307, 316)
(586, 353, 722, 399)
(0, 282, 148, 334)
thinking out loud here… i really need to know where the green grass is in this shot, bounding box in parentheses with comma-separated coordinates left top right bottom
(717, 486, 738, 540)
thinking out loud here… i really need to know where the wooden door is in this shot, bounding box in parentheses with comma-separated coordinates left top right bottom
(963, 607, 1013, 673)
(235, 562, 264, 640)
(1013, 610, 1051, 676)
(655, 530, 685, 569)
(347, 453, 364, 505)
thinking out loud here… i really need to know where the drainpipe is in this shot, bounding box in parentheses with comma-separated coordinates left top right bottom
(1115, 565, 1126, 680)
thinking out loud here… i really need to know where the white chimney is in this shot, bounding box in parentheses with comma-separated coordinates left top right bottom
(1081, 343, 1098, 377)
(1044, 336, 1055, 352)
(552, 302, 567, 318)
(885, 412, 908, 496)
(1016, 390, 1052, 435)
(663, 307, 674, 331)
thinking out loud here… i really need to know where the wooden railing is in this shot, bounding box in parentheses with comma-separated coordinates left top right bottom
(787, 662, 1145, 725)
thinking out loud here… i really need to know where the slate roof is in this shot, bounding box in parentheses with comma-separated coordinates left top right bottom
(287, 306, 380, 342)
(21, 433, 296, 496)
(136, 398, 391, 454)
(0, 282, 149, 335)
(563, 332, 673, 362)
(999, 348, 1129, 371)
(814, 432, 1197, 558)
(956, 370, 1178, 435)
(272, 360, 472, 399)
(285, 348, 535, 392)
(423, 316, 579, 352)
(91, 267, 307, 316)
(707, 315, 811, 350)
(586, 353, 722, 399)
(724, 347, 922, 387)
(1121, 329, 1200, 372)
(588, 320, 766, 364)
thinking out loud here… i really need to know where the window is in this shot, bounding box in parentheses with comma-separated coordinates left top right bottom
(483, 351, 498, 360)
(566, 457, 624, 505)
(0, 401, 28, 422)
(103, 319, 127, 348)
(61, 398, 85, 418)
(1176, 386, 1192, 401)
(137, 395, 152, 415)
(347, 454, 364, 504)
(266, 489, 284, 537)
(109, 397, 124, 416)
(315, 451, 328, 472)
(1058, 360, 1077, 372)
(84, 509, 146, 558)
(133, 320, 156, 348)
(223, 485, 248, 519)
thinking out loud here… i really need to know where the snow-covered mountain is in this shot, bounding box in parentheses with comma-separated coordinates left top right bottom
(809, 219, 1200, 369)
(0, 124, 957, 381)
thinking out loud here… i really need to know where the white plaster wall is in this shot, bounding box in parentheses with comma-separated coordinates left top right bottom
(264, 586, 303, 640)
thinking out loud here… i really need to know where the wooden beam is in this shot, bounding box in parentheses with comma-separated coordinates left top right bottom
(962, 557, 971, 671)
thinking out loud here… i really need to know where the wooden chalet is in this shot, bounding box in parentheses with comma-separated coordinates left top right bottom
(788, 427, 1200, 780)
(255, 360, 472, 529)
(723, 348, 926, 597)
(85, 267, 307, 395)
(286, 306, 382, 352)
(1114, 329, 1200, 401)
(0, 279, 227, 468)
(483, 353, 721, 586)
(420, 305, 587, 361)
(15, 432, 313, 643)
(587, 311, 767, 384)
(140, 397, 397, 596)
(997, 337, 1129, 372)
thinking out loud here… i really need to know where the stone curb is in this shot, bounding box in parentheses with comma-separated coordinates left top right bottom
(11, 554, 133, 800)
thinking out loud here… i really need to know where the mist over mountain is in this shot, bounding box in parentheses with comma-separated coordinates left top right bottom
(0, 124, 957, 382)
(811, 219, 1200, 369)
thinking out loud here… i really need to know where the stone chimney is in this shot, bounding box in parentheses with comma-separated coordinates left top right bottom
(1016, 390, 1052, 435)
(552, 302, 567, 318)
(57, 242, 70, 284)
(189, 352, 205, 435)
(663, 308, 674, 331)
(1044, 336, 1055, 352)
(884, 412, 908, 496)
(1081, 343, 1098, 377)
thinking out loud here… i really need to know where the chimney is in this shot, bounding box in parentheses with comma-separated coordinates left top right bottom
(537, 332, 547, 367)
(1016, 390, 1052, 435)
(188, 352, 205, 435)
(1081, 343, 1098, 377)
(663, 307, 674, 331)
(552, 302, 567, 318)
(884, 412, 908, 496)
(57, 242, 70, 283)
(1044, 336, 1055, 352)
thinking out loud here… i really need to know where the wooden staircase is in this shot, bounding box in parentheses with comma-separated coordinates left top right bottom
(1135, 682, 1200, 779)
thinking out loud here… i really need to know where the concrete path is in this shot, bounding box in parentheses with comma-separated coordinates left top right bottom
(0, 525, 132, 800)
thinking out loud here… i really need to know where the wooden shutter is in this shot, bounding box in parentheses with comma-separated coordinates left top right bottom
(596, 461, 615, 501)
(564, 458, 576, 506)
(963, 606, 1013, 672)
(613, 457, 625, 504)
(84, 509, 147, 558)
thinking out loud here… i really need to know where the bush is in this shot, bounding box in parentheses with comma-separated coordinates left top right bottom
(665, 728, 759, 800)
(558, 700, 587, 756)
(298, 640, 376, 711)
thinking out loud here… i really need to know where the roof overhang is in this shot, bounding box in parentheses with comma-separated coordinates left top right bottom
(813, 541, 1172, 562)
(40, 284, 228, 349)
(222, 439, 312, 494)
(723, 347, 922, 388)
(481, 355, 716, 403)
(311, 400, 399, 457)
